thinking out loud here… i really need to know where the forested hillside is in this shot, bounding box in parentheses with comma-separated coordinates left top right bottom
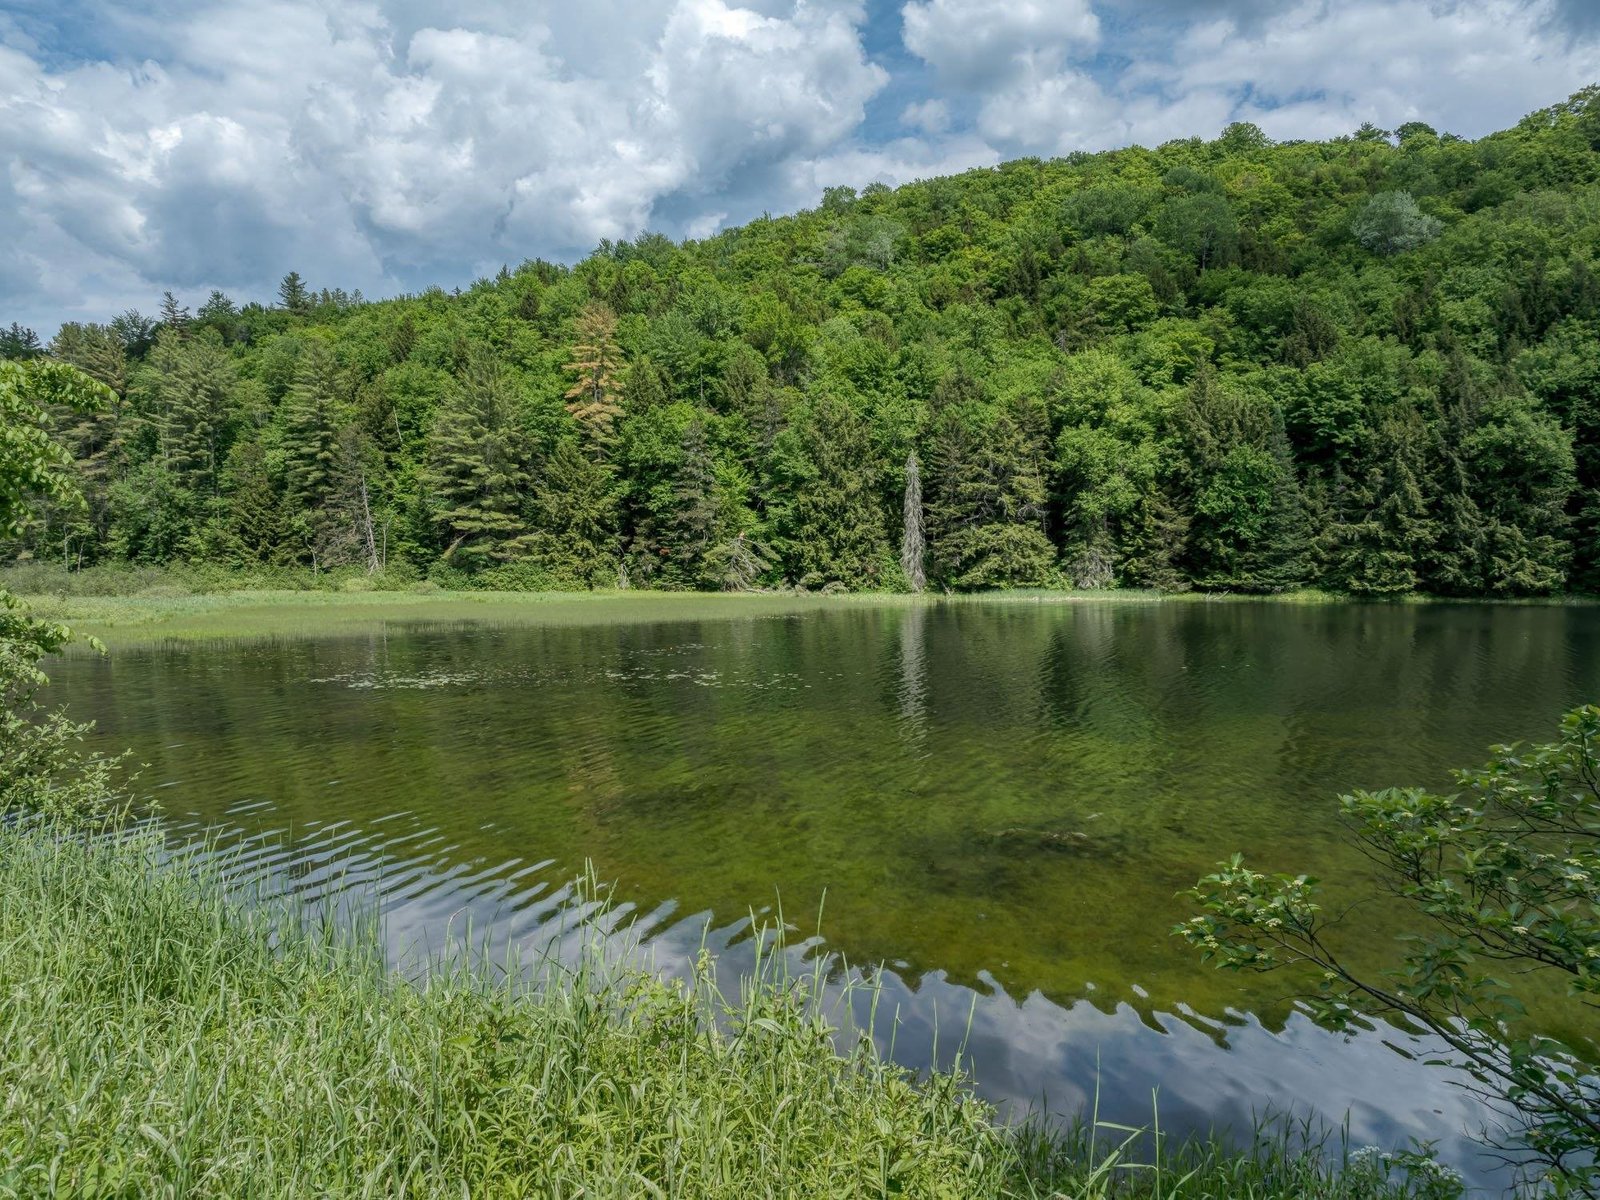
(7, 89, 1600, 595)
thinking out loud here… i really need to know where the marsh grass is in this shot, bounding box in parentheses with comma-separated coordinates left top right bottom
(0, 817, 1452, 1199)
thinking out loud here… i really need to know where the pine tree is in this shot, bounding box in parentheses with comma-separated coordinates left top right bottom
(221, 438, 284, 563)
(926, 407, 1054, 588)
(768, 392, 888, 589)
(563, 302, 624, 453)
(0, 323, 42, 359)
(1178, 370, 1309, 592)
(48, 323, 130, 549)
(422, 357, 531, 566)
(1328, 409, 1436, 594)
(520, 440, 620, 587)
(277, 272, 311, 316)
(147, 329, 237, 498)
(159, 291, 191, 335)
(664, 419, 721, 584)
(924, 411, 1054, 589)
(197, 290, 237, 324)
(316, 425, 384, 571)
(280, 341, 345, 516)
(1422, 348, 1492, 594)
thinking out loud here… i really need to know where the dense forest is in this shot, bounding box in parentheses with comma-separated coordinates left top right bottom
(5, 89, 1599, 595)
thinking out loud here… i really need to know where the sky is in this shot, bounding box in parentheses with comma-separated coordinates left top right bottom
(2, 0, 1597, 336)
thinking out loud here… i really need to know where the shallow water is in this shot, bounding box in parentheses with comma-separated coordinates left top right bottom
(49, 597, 1600, 1186)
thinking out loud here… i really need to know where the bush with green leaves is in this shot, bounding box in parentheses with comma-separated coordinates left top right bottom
(0, 358, 126, 828)
(1181, 706, 1600, 1195)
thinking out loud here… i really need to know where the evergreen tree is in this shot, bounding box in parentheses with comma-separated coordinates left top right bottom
(145, 329, 237, 499)
(106, 460, 194, 562)
(521, 441, 620, 588)
(1465, 396, 1576, 594)
(47, 323, 130, 552)
(925, 410, 1054, 589)
(664, 419, 721, 585)
(0, 323, 42, 359)
(1179, 370, 1309, 592)
(108, 310, 156, 357)
(197, 290, 237, 324)
(280, 341, 345, 516)
(277, 272, 312, 316)
(158, 291, 191, 334)
(1421, 351, 1491, 594)
(768, 392, 887, 589)
(1326, 408, 1437, 594)
(422, 357, 531, 567)
(221, 438, 284, 564)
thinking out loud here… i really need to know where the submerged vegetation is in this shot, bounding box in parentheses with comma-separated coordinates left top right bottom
(4, 90, 1600, 597)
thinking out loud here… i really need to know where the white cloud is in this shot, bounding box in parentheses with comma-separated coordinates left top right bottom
(914, 0, 1596, 158)
(901, 0, 1099, 87)
(0, 0, 886, 331)
(1, 0, 1596, 333)
(901, 98, 949, 134)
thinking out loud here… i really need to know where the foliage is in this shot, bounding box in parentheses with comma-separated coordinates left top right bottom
(0, 358, 127, 828)
(7, 89, 1600, 595)
(1351, 192, 1442, 256)
(1180, 706, 1600, 1195)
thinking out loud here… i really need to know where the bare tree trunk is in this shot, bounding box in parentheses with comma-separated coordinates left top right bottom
(358, 471, 380, 574)
(900, 451, 926, 592)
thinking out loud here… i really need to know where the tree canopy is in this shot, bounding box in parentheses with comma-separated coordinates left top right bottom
(6, 87, 1600, 594)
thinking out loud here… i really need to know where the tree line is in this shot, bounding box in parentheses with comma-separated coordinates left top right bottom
(5, 89, 1599, 595)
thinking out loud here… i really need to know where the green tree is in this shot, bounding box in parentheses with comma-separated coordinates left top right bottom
(220, 438, 284, 564)
(926, 409, 1055, 590)
(1156, 193, 1239, 272)
(0, 323, 43, 359)
(0, 358, 123, 827)
(144, 329, 237, 499)
(277, 272, 312, 316)
(1351, 191, 1442, 256)
(768, 392, 888, 590)
(1051, 351, 1185, 588)
(423, 357, 532, 568)
(1181, 706, 1600, 1195)
(1324, 407, 1437, 595)
(1178, 371, 1309, 591)
(521, 440, 620, 588)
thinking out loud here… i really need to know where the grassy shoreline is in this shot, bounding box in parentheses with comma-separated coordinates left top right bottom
(0, 817, 1445, 1199)
(6, 560, 1593, 647)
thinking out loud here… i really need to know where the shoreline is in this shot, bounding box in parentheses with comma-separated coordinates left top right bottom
(10, 576, 1596, 647)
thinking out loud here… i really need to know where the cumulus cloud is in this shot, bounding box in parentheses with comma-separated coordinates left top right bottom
(1, 0, 886, 329)
(900, 0, 1596, 156)
(1, 0, 1596, 332)
(901, 0, 1098, 87)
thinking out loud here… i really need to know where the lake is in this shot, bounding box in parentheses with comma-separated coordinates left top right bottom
(48, 595, 1600, 1184)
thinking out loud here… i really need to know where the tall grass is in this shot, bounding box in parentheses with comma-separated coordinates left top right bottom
(0, 820, 1449, 1198)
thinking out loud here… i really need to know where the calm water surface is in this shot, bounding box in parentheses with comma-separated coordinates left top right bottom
(50, 598, 1600, 1186)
